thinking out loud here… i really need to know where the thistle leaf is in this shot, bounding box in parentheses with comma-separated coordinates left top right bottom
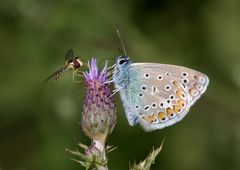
(130, 140, 164, 170)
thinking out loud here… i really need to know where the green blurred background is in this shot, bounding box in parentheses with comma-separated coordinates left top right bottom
(1, 0, 240, 169)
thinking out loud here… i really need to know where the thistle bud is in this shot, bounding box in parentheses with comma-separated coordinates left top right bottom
(81, 58, 116, 144)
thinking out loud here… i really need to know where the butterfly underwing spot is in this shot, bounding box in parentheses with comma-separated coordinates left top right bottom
(152, 86, 157, 94)
(166, 107, 175, 118)
(165, 85, 171, 91)
(182, 78, 189, 84)
(173, 105, 182, 113)
(152, 116, 158, 123)
(142, 114, 157, 124)
(194, 75, 206, 84)
(170, 95, 175, 100)
(189, 88, 199, 97)
(165, 72, 170, 76)
(135, 105, 139, 109)
(144, 105, 150, 111)
(144, 73, 150, 78)
(141, 85, 147, 91)
(181, 83, 187, 89)
(139, 93, 143, 97)
(177, 99, 186, 109)
(151, 102, 157, 108)
(166, 99, 171, 104)
(158, 112, 168, 122)
(182, 72, 188, 77)
(172, 80, 179, 87)
(159, 102, 164, 108)
(176, 89, 186, 99)
(142, 115, 147, 122)
(194, 83, 203, 91)
(157, 75, 163, 80)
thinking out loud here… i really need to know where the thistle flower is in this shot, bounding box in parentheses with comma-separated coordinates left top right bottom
(69, 58, 116, 170)
(81, 58, 116, 143)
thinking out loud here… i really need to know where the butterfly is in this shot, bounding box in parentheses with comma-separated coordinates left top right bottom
(43, 49, 84, 83)
(111, 56, 209, 131)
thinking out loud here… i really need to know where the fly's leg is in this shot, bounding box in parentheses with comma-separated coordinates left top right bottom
(72, 70, 84, 83)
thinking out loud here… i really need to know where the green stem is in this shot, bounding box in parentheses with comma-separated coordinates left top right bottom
(93, 139, 108, 170)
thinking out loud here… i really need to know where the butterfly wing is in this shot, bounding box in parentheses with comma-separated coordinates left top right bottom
(118, 63, 209, 131)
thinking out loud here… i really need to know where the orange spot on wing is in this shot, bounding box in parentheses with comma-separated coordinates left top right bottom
(158, 112, 166, 120)
(173, 105, 181, 113)
(177, 99, 186, 108)
(166, 107, 174, 116)
(176, 90, 183, 97)
(142, 116, 147, 121)
(172, 80, 179, 87)
(143, 114, 156, 123)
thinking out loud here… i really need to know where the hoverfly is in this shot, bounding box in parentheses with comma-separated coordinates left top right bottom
(43, 49, 85, 83)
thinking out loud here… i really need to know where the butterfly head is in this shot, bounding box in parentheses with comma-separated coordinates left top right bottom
(113, 56, 131, 88)
(116, 56, 130, 68)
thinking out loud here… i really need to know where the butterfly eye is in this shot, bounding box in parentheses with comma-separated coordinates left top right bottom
(119, 59, 126, 65)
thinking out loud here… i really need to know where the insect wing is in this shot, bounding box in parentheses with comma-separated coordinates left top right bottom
(121, 63, 209, 131)
(65, 49, 74, 60)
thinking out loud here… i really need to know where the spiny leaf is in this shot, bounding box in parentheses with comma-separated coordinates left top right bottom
(130, 139, 164, 170)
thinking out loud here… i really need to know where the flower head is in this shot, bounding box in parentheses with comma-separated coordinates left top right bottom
(81, 58, 116, 143)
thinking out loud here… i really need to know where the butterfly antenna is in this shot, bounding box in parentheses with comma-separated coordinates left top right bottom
(118, 47, 124, 55)
(115, 24, 127, 56)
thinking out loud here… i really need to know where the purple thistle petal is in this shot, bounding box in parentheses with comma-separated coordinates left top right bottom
(99, 61, 108, 82)
(84, 58, 108, 83)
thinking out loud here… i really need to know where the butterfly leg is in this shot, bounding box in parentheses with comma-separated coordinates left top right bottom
(109, 88, 120, 97)
(107, 64, 116, 70)
(104, 79, 114, 84)
(107, 86, 124, 97)
(106, 71, 113, 77)
(104, 71, 115, 83)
